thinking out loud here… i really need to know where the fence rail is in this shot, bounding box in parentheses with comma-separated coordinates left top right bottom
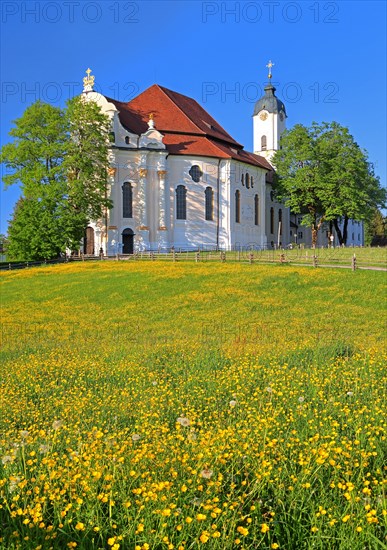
(1, 247, 386, 271)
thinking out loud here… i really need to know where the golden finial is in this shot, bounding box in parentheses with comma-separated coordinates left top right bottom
(266, 60, 274, 79)
(149, 113, 154, 120)
(83, 68, 95, 92)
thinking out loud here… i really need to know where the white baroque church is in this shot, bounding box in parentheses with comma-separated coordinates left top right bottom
(81, 67, 363, 255)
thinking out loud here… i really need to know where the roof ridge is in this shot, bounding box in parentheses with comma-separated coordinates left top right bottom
(155, 84, 206, 136)
(156, 84, 242, 146)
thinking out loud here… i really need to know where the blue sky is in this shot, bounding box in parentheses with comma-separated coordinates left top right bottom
(1, 0, 386, 234)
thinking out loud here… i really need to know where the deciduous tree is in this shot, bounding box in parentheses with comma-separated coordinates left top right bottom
(272, 122, 386, 246)
(1, 97, 112, 260)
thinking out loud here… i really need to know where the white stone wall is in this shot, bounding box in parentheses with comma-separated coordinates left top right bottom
(167, 156, 219, 250)
(228, 160, 267, 249)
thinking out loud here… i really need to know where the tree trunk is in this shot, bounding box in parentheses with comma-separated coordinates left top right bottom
(333, 219, 344, 245)
(342, 215, 349, 245)
(311, 225, 318, 248)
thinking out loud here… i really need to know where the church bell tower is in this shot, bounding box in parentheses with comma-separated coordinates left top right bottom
(253, 61, 287, 162)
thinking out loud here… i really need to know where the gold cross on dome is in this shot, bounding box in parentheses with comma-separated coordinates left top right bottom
(266, 60, 274, 79)
(83, 68, 95, 91)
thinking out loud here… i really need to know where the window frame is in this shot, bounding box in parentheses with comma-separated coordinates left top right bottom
(205, 186, 214, 221)
(122, 182, 133, 219)
(176, 185, 187, 220)
(235, 190, 241, 223)
(254, 194, 259, 226)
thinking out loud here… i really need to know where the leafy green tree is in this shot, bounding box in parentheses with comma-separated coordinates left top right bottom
(364, 208, 387, 246)
(63, 96, 112, 250)
(273, 122, 386, 246)
(6, 197, 63, 260)
(1, 97, 112, 259)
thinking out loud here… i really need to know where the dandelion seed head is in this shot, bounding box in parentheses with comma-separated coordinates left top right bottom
(177, 417, 190, 427)
(52, 420, 63, 431)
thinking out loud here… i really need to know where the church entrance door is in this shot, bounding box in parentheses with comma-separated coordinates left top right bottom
(122, 228, 134, 254)
(84, 226, 95, 255)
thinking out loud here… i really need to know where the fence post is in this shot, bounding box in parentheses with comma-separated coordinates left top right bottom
(280, 253, 285, 264)
(173, 251, 176, 262)
(352, 254, 356, 271)
(313, 255, 318, 268)
(249, 253, 254, 264)
(220, 252, 226, 263)
(150, 252, 155, 261)
(195, 252, 200, 263)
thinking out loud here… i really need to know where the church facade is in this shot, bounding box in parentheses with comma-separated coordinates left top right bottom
(81, 68, 363, 255)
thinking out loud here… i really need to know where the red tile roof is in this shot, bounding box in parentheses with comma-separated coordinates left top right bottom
(105, 84, 272, 171)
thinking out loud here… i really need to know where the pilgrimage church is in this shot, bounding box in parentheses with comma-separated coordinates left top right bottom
(81, 65, 364, 255)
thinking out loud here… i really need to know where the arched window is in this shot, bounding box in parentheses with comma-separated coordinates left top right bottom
(235, 190, 240, 223)
(278, 208, 283, 235)
(205, 187, 214, 221)
(254, 195, 259, 226)
(250, 176, 254, 188)
(176, 185, 187, 220)
(241, 174, 244, 186)
(122, 182, 133, 218)
(261, 135, 267, 151)
(245, 173, 250, 189)
(125, 136, 130, 145)
(270, 207, 274, 234)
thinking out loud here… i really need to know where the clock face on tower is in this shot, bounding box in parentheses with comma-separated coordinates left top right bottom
(259, 111, 268, 121)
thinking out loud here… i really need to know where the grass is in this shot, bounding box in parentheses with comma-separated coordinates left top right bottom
(0, 262, 386, 549)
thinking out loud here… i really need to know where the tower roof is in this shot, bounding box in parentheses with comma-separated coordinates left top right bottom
(253, 83, 286, 116)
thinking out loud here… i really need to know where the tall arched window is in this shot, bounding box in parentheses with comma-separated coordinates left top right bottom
(278, 208, 283, 235)
(250, 176, 254, 188)
(254, 195, 259, 226)
(176, 185, 187, 220)
(122, 182, 133, 218)
(261, 135, 267, 151)
(125, 136, 130, 145)
(241, 174, 244, 186)
(205, 187, 214, 221)
(235, 190, 240, 223)
(245, 173, 250, 189)
(270, 207, 274, 234)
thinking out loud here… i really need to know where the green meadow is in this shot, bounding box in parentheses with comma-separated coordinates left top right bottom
(0, 262, 386, 549)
